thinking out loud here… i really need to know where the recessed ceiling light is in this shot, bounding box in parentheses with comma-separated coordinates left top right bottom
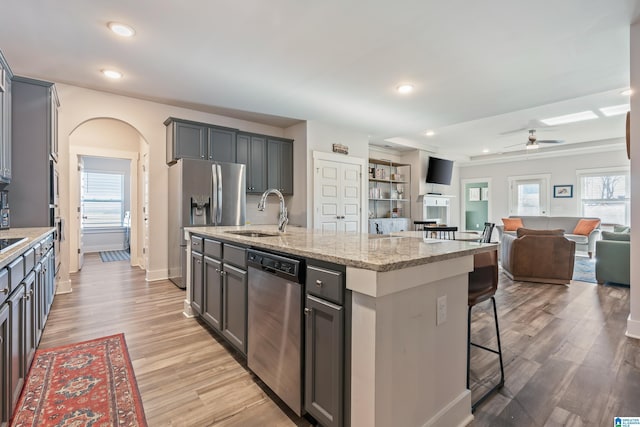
(396, 84, 414, 94)
(425, 130, 435, 137)
(599, 104, 630, 117)
(108, 22, 135, 37)
(621, 89, 633, 96)
(482, 148, 490, 153)
(540, 111, 598, 126)
(101, 69, 123, 79)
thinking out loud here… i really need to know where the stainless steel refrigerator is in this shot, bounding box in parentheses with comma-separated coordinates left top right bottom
(168, 158, 246, 288)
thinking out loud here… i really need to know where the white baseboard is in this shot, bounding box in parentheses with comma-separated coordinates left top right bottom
(183, 299, 195, 318)
(626, 315, 640, 339)
(145, 269, 168, 282)
(423, 390, 473, 427)
(56, 279, 73, 294)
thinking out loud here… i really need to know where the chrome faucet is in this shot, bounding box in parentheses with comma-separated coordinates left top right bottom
(258, 188, 289, 232)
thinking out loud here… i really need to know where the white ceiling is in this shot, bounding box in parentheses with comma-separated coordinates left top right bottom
(1, 0, 638, 160)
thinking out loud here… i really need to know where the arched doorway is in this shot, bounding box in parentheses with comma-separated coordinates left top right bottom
(68, 118, 149, 273)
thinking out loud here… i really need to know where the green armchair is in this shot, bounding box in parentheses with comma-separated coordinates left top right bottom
(595, 230, 630, 286)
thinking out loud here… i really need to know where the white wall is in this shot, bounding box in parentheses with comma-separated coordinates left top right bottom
(628, 19, 640, 338)
(57, 84, 303, 283)
(458, 148, 629, 224)
(285, 122, 308, 227)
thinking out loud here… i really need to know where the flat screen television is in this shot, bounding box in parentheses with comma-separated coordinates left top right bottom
(425, 157, 453, 185)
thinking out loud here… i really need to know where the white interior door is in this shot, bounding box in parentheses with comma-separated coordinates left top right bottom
(78, 156, 85, 269)
(142, 152, 149, 269)
(314, 159, 362, 232)
(508, 175, 550, 216)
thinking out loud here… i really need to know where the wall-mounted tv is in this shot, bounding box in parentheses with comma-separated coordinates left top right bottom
(425, 156, 453, 185)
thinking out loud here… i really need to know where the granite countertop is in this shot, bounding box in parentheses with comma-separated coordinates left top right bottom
(0, 227, 56, 269)
(185, 225, 497, 272)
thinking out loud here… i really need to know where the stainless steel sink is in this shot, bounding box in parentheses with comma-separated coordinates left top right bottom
(224, 230, 279, 238)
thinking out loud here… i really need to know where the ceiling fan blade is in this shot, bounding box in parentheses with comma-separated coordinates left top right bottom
(537, 139, 564, 144)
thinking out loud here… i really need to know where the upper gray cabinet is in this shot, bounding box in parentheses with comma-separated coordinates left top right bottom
(0, 50, 14, 183)
(165, 117, 237, 164)
(267, 137, 293, 195)
(236, 133, 267, 194)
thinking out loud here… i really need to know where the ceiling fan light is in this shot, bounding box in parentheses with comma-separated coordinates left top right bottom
(525, 141, 539, 150)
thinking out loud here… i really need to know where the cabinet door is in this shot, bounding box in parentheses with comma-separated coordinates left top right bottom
(48, 86, 59, 162)
(34, 263, 44, 344)
(249, 136, 267, 194)
(203, 256, 222, 331)
(304, 294, 343, 427)
(8, 285, 25, 412)
(23, 273, 36, 371)
(208, 127, 236, 162)
(0, 74, 11, 182)
(190, 251, 204, 315)
(236, 134, 251, 191)
(267, 139, 293, 195)
(0, 303, 9, 426)
(174, 122, 207, 161)
(222, 263, 247, 355)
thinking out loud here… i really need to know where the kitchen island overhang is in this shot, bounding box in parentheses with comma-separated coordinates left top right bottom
(183, 225, 496, 427)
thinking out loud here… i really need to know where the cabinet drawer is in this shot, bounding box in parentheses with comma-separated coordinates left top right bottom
(204, 238, 222, 258)
(191, 236, 204, 253)
(0, 268, 8, 305)
(8, 256, 24, 292)
(23, 248, 35, 273)
(306, 265, 343, 305)
(223, 244, 246, 268)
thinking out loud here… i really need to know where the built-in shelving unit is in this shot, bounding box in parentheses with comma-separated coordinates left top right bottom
(368, 158, 411, 233)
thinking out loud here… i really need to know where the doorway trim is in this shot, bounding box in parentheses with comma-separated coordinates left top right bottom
(312, 151, 367, 232)
(69, 146, 140, 272)
(460, 177, 492, 231)
(507, 173, 551, 216)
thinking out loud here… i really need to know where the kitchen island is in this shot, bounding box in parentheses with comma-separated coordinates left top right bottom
(183, 225, 497, 427)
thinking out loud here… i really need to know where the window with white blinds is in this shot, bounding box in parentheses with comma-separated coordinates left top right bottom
(578, 169, 630, 225)
(81, 171, 124, 228)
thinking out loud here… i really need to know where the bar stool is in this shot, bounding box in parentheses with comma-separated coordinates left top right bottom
(467, 248, 504, 412)
(427, 225, 457, 240)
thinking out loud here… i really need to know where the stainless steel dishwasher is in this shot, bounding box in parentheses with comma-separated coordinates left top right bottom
(247, 249, 305, 416)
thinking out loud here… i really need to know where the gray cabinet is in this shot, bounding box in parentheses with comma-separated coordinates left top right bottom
(8, 77, 59, 228)
(267, 138, 294, 195)
(208, 127, 237, 163)
(23, 272, 35, 371)
(221, 263, 247, 354)
(0, 303, 9, 427)
(8, 284, 25, 412)
(165, 118, 238, 164)
(191, 251, 204, 315)
(236, 133, 267, 194)
(0, 51, 13, 183)
(305, 264, 345, 427)
(203, 256, 222, 331)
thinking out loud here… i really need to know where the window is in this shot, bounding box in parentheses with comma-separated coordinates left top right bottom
(508, 174, 550, 216)
(578, 169, 630, 225)
(81, 171, 124, 228)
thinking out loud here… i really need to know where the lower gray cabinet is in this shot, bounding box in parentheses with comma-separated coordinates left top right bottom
(222, 263, 247, 355)
(191, 251, 204, 315)
(203, 256, 222, 331)
(305, 294, 344, 427)
(23, 272, 36, 373)
(8, 284, 25, 412)
(0, 303, 9, 426)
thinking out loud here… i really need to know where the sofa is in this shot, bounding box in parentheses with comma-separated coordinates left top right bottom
(595, 227, 630, 286)
(497, 216, 601, 258)
(501, 228, 576, 285)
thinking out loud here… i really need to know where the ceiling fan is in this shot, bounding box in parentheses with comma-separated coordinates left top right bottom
(507, 129, 564, 150)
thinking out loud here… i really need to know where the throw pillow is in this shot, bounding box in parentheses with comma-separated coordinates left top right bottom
(572, 218, 601, 236)
(516, 228, 564, 237)
(601, 231, 631, 241)
(613, 225, 630, 233)
(502, 217, 523, 231)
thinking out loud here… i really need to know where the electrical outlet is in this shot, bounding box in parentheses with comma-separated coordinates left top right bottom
(437, 295, 447, 325)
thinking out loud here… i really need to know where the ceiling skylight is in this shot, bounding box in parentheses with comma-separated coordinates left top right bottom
(599, 104, 630, 117)
(540, 111, 598, 126)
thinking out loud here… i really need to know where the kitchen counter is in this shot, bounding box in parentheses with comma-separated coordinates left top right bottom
(184, 225, 495, 272)
(185, 225, 491, 426)
(0, 227, 56, 269)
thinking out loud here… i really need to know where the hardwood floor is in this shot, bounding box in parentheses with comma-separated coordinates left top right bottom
(40, 254, 639, 426)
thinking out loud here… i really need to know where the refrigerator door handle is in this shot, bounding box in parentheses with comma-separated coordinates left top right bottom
(216, 164, 223, 224)
(211, 165, 218, 225)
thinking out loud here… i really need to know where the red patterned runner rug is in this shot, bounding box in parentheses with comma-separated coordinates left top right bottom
(11, 333, 147, 427)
